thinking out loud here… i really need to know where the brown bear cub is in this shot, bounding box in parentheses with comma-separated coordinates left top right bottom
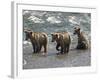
(51, 32, 71, 55)
(24, 30, 48, 56)
(73, 27, 88, 49)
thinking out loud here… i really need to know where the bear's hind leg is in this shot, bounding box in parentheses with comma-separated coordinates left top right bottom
(36, 43, 41, 53)
(76, 43, 82, 49)
(63, 45, 67, 54)
(32, 43, 36, 53)
(38, 45, 42, 53)
(43, 44, 48, 56)
(66, 45, 70, 53)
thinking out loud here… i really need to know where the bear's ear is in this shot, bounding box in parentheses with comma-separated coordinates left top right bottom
(29, 31, 32, 35)
(74, 27, 80, 30)
(78, 27, 80, 31)
(74, 27, 77, 29)
(55, 34, 59, 39)
(51, 33, 53, 36)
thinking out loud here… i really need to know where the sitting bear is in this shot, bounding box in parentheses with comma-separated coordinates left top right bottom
(25, 30, 48, 56)
(73, 27, 88, 49)
(51, 32, 71, 54)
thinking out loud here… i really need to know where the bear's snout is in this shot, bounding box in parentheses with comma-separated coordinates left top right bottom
(73, 32, 76, 35)
(25, 37, 28, 40)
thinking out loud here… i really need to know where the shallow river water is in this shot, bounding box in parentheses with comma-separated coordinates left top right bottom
(23, 42, 91, 69)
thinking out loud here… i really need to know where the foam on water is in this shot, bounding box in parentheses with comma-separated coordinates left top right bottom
(23, 59, 27, 65)
(23, 41, 31, 45)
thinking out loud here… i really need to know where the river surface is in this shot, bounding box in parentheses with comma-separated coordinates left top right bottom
(23, 42, 91, 69)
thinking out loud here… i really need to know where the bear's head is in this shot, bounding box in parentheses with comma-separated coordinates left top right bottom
(73, 27, 80, 35)
(51, 33, 60, 42)
(24, 30, 32, 40)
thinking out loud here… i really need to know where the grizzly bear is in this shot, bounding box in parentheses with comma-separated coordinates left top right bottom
(25, 30, 38, 53)
(51, 32, 71, 54)
(24, 30, 48, 55)
(73, 27, 88, 49)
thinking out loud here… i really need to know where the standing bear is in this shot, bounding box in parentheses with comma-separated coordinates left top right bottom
(51, 32, 71, 55)
(24, 30, 48, 56)
(73, 27, 88, 49)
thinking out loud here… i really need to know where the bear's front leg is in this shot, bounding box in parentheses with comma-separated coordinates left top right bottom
(56, 45, 62, 55)
(81, 41, 88, 49)
(76, 45, 80, 49)
(56, 43, 60, 51)
(76, 41, 82, 49)
(60, 46, 64, 54)
(32, 44, 36, 53)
